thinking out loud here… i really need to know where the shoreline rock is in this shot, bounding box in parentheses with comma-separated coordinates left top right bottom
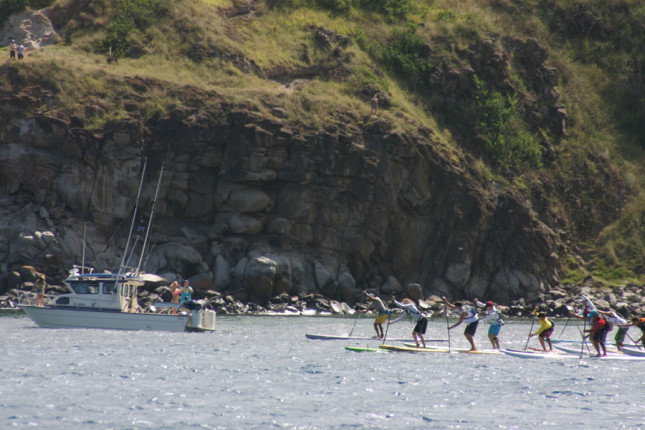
(3, 281, 643, 319)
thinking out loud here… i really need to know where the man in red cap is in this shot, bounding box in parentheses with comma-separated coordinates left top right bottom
(475, 299, 504, 349)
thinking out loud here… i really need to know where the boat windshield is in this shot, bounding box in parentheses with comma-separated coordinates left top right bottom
(69, 281, 100, 294)
(103, 282, 117, 295)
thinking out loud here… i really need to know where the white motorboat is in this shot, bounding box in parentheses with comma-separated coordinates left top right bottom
(20, 159, 216, 332)
(21, 267, 216, 332)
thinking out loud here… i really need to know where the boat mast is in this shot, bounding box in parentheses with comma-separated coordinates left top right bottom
(136, 162, 164, 275)
(118, 157, 147, 276)
(81, 221, 88, 274)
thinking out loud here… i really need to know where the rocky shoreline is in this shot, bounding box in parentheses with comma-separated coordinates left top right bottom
(2, 276, 644, 319)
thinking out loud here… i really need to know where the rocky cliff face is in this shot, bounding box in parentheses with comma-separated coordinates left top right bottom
(0, 71, 560, 304)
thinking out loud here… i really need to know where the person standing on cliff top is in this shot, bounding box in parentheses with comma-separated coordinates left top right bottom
(370, 94, 378, 114)
(9, 40, 17, 60)
(443, 297, 479, 351)
(17, 43, 24, 60)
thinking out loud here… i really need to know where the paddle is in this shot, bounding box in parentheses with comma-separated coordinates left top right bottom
(625, 331, 643, 350)
(445, 305, 451, 352)
(348, 296, 363, 337)
(382, 310, 392, 346)
(576, 326, 592, 354)
(524, 311, 536, 350)
(580, 317, 588, 358)
(559, 307, 571, 338)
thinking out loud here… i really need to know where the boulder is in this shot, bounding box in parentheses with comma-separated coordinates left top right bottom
(243, 256, 277, 301)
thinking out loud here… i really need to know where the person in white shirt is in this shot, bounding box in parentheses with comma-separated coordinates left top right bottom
(389, 297, 427, 348)
(597, 309, 628, 350)
(443, 297, 479, 351)
(475, 299, 504, 349)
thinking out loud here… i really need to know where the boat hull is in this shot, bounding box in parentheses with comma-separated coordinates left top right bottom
(22, 305, 190, 332)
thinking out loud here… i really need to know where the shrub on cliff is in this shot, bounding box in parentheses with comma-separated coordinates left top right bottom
(472, 76, 542, 171)
(97, 0, 172, 58)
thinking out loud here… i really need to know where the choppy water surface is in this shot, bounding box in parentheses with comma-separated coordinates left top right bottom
(1, 313, 644, 429)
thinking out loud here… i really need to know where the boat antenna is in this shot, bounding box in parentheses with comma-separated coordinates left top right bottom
(81, 221, 88, 274)
(136, 162, 164, 275)
(118, 157, 148, 276)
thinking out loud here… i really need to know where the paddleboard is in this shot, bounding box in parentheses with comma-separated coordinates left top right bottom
(379, 344, 450, 353)
(344, 346, 383, 352)
(402, 342, 449, 349)
(456, 349, 502, 355)
(305, 334, 445, 342)
(618, 346, 645, 357)
(554, 345, 622, 355)
(501, 349, 576, 359)
(401, 343, 501, 354)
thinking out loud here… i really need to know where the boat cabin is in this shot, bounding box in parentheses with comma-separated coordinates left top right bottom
(54, 268, 143, 312)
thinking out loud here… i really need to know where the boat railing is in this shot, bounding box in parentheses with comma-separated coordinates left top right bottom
(71, 264, 95, 276)
(16, 290, 58, 307)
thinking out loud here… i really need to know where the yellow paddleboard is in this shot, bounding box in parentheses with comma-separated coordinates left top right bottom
(380, 344, 450, 353)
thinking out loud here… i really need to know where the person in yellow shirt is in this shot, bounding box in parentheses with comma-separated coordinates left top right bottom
(529, 311, 554, 351)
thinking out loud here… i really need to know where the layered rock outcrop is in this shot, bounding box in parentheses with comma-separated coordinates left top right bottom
(0, 73, 560, 304)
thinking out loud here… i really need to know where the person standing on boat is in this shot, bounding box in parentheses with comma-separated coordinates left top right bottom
(443, 297, 479, 351)
(528, 310, 554, 352)
(362, 290, 390, 339)
(34, 273, 46, 307)
(389, 297, 427, 348)
(474, 299, 503, 349)
(170, 281, 181, 314)
(584, 310, 609, 356)
(179, 280, 193, 308)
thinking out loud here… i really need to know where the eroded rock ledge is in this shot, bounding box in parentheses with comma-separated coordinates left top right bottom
(0, 75, 561, 305)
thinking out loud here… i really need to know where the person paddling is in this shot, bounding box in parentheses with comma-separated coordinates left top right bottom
(389, 297, 427, 348)
(443, 297, 479, 351)
(362, 291, 390, 339)
(475, 299, 503, 349)
(597, 309, 628, 350)
(528, 310, 554, 351)
(584, 310, 609, 356)
(627, 317, 645, 347)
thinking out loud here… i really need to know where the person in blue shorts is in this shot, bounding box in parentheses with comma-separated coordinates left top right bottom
(475, 299, 503, 349)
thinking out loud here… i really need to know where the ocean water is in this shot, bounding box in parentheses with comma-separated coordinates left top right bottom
(1, 313, 644, 429)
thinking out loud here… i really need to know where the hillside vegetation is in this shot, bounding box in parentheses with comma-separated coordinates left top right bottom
(3, 0, 645, 290)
